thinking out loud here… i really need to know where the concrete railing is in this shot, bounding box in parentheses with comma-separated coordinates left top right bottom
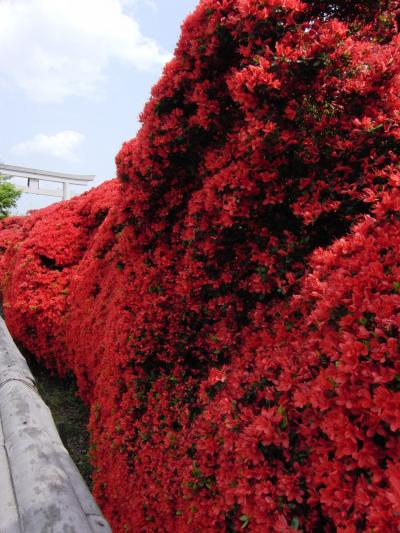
(0, 317, 111, 533)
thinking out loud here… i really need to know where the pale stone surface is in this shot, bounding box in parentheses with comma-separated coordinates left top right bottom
(0, 420, 20, 533)
(0, 317, 111, 532)
(0, 163, 94, 200)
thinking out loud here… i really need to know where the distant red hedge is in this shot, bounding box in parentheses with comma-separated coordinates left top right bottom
(1, 1, 400, 531)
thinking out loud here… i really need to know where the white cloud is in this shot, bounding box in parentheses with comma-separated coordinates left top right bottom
(0, 0, 170, 103)
(11, 131, 86, 161)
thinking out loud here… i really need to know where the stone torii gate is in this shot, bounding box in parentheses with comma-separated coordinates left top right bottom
(0, 163, 95, 201)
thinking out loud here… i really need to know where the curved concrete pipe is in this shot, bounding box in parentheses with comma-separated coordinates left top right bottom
(0, 317, 111, 533)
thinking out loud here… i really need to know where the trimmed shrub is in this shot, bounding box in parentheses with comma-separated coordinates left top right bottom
(1, 1, 400, 531)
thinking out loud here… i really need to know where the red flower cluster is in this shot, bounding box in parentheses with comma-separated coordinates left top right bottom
(1, 1, 400, 531)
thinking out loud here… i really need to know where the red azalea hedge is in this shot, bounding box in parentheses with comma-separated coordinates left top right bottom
(1, 1, 400, 531)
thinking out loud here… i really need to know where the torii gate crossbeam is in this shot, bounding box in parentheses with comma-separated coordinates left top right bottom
(0, 164, 95, 201)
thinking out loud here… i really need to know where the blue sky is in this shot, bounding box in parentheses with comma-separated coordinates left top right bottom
(0, 0, 199, 213)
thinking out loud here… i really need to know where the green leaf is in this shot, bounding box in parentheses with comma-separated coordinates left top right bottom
(0, 175, 22, 218)
(240, 515, 250, 529)
(291, 517, 300, 529)
(327, 376, 337, 388)
(367, 123, 384, 134)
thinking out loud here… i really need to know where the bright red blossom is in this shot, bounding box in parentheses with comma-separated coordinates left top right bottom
(1, 1, 400, 531)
